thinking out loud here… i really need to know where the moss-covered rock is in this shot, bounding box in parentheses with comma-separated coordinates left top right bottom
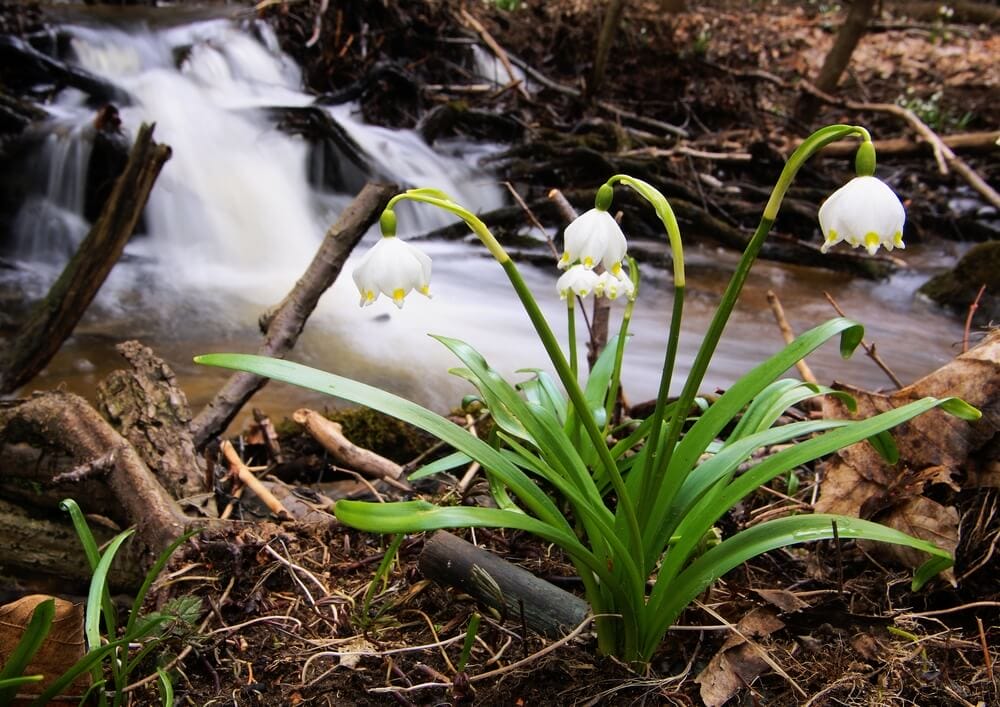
(918, 241, 1000, 325)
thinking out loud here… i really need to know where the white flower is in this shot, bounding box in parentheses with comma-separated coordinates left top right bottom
(556, 265, 600, 300)
(595, 272, 635, 301)
(559, 208, 628, 277)
(818, 176, 906, 256)
(352, 236, 432, 308)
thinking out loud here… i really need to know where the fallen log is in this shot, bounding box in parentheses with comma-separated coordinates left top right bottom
(0, 391, 188, 559)
(0, 123, 171, 395)
(418, 530, 589, 639)
(190, 181, 396, 448)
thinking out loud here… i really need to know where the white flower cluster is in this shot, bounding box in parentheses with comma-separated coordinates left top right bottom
(557, 208, 634, 301)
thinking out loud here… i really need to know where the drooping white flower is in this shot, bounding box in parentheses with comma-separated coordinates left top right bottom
(556, 264, 600, 300)
(818, 176, 906, 256)
(559, 208, 628, 277)
(352, 236, 432, 308)
(595, 271, 635, 301)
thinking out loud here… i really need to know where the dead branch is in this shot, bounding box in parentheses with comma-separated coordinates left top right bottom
(817, 130, 1000, 158)
(0, 391, 188, 558)
(801, 81, 1000, 210)
(418, 530, 589, 639)
(292, 408, 410, 490)
(766, 290, 817, 383)
(823, 292, 904, 389)
(458, 8, 531, 102)
(190, 181, 396, 448)
(220, 440, 291, 520)
(0, 123, 171, 395)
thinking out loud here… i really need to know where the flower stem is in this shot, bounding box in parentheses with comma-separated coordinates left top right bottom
(649, 125, 871, 518)
(567, 298, 578, 380)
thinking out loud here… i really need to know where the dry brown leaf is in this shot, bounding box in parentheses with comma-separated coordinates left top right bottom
(695, 608, 785, 707)
(0, 594, 87, 701)
(752, 588, 810, 614)
(815, 330, 999, 578)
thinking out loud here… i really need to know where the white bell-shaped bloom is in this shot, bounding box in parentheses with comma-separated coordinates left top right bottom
(818, 176, 906, 256)
(352, 236, 432, 308)
(559, 208, 628, 276)
(595, 271, 635, 301)
(556, 264, 600, 300)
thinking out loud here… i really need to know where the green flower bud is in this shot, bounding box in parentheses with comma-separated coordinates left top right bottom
(379, 209, 397, 237)
(595, 183, 614, 212)
(855, 140, 877, 177)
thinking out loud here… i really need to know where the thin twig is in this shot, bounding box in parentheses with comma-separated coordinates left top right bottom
(458, 8, 531, 101)
(221, 440, 291, 519)
(963, 284, 987, 353)
(976, 616, 994, 683)
(800, 80, 1000, 210)
(823, 292, 904, 389)
(766, 290, 817, 383)
(51, 449, 118, 484)
(505, 182, 558, 259)
(897, 601, 1000, 619)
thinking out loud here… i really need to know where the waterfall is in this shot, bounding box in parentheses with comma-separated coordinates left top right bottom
(2, 16, 965, 413)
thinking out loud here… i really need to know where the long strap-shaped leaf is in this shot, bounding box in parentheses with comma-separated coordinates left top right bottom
(195, 354, 570, 533)
(639, 513, 953, 659)
(647, 318, 863, 527)
(646, 395, 978, 628)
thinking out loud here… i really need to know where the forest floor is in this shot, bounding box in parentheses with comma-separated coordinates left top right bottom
(2, 0, 998, 705)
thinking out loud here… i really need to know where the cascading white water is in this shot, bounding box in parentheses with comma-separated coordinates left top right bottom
(5, 16, 967, 418)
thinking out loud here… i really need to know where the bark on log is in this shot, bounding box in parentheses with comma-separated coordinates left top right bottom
(0, 392, 188, 559)
(0, 498, 145, 592)
(0, 442, 116, 515)
(818, 130, 1000, 158)
(191, 181, 396, 448)
(0, 123, 171, 395)
(97, 341, 205, 500)
(418, 530, 589, 639)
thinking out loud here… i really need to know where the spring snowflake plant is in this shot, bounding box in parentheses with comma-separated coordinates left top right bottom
(197, 125, 980, 665)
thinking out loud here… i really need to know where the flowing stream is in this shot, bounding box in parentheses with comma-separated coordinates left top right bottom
(2, 15, 968, 429)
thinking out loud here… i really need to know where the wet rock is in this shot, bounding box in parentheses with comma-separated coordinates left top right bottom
(918, 240, 1000, 325)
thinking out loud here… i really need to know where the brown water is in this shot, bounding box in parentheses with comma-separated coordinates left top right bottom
(16, 238, 968, 435)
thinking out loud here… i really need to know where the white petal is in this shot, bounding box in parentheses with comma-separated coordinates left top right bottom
(817, 176, 905, 256)
(557, 264, 600, 299)
(562, 208, 625, 270)
(351, 237, 433, 307)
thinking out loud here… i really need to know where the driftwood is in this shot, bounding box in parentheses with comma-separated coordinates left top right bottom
(0, 123, 171, 395)
(97, 341, 204, 500)
(418, 530, 589, 639)
(293, 408, 410, 488)
(0, 34, 126, 104)
(190, 181, 396, 448)
(0, 392, 188, 559)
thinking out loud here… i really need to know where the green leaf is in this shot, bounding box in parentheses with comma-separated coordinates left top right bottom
(85, 530, 134, 652)
(30, 638, 130, 706)
(124, 528, 201, 642)
(409, 451, 472, 480)
(0, 599, 54, 704)
(157, 667, 174, 707)
(195, 353, 570, 533)
(334, 500, 616, 587)
(640, 513, 952, 659)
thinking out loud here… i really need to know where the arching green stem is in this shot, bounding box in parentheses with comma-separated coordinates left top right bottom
(649, 125, 872, 514)
(601, 175, 687, 537)
(387, 190, 645, 568)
